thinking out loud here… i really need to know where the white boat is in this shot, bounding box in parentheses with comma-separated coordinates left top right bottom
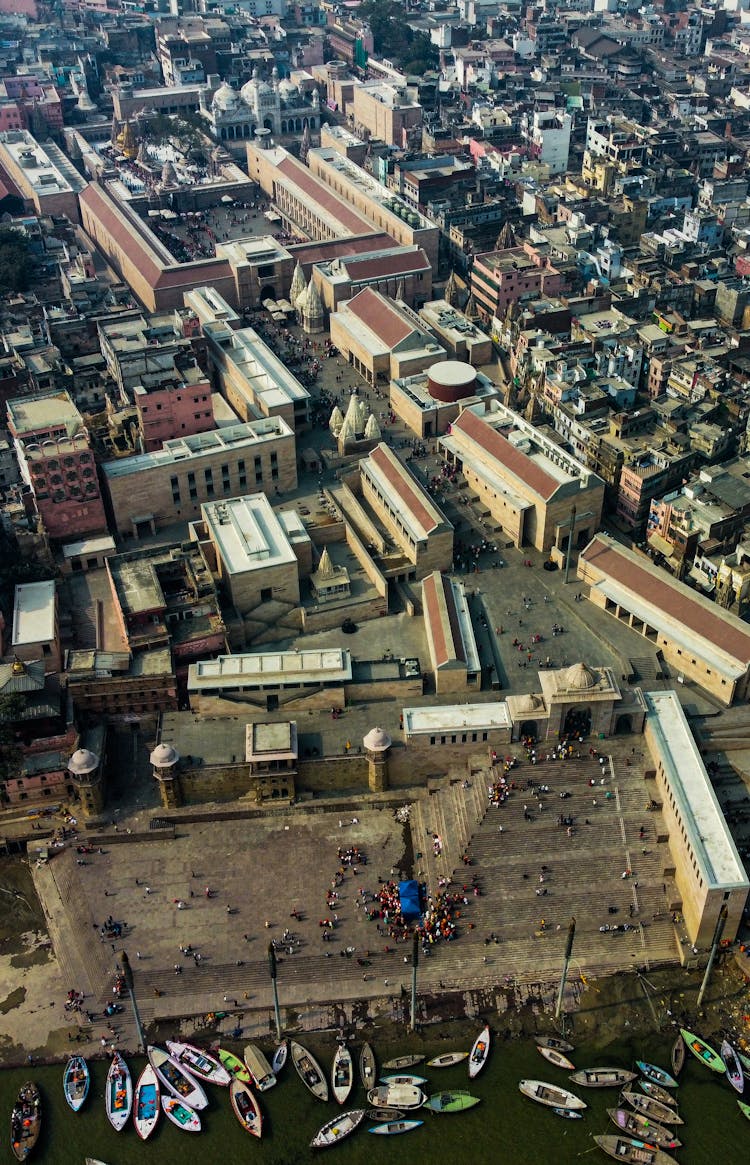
(332, 1042, 354, 1105)
(427, 1052, 468, 1068)
(147, 1045, 208, 1111)
(272, 1040, 288, 1075)
(380, 1074, 428, 1087)
(161, 1095, 201, 1133)
(291, 1041, 328, 1102)
(368, 1119, 423, 1135)
(367, 1084, 426, 1110)
(518, 1079, 587, 1111)
(537, 1045, 575, 1071)
(722, 1038, 745, 1094)
(244, 1044, 277, 1092)
(165, 1041, 231, 1086)
(310, 1109, 365, 1149)
(105, 1053, 132, 1133)
(63, 1055, 89, 1112)
(230, 1078, 263, 1138)
(469, 1025, 491, 1079)
(133, 1063, 160, 1141)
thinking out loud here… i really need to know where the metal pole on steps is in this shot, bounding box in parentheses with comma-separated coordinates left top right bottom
(268, 942, 282, 1041)
(120, 950, 145, 1053)
(554, 917, 576, 1021)
(697, 904, 727, 1010)
(410, 930, 419, 1031)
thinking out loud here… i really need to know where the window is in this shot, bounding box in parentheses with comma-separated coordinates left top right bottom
(261, 587, 272, 601)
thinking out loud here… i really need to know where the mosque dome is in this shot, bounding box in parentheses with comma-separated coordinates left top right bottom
(278, 78, 298, 102)
(212, 81, 239, 111)
(564, 662, 597, 691)
(517, 693, 542, 713)
(150, 742, 180, 768)
(67, 748, 99, 775)
(363, 727, 392, 753)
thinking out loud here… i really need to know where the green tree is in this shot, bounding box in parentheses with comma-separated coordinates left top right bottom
(0, 228, 31, 297)
(0, 692, 25, 787)
(358, 0, 438, 70)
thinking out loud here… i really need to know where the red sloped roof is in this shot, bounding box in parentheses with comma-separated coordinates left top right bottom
(368, 442, 444, 537)
(581, 536, 750, 663)
(346, 287, 413, 349)
(275, 155, 372, 235)
(423, 571, 465, 668)
(452, 408, 559, 502)
(343, 248, 431, 281)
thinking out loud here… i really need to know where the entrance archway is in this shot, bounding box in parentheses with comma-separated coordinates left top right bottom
(615, 714, 633, 734)
(564, 705, 592, 737)
(519, 720, 538, 740)
(260, 284, 277, 301)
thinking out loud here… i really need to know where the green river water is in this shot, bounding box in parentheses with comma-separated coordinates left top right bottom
(0, 1034, 745, 1165)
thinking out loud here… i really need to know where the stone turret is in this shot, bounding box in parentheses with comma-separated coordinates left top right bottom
(302, 279, 324, 334)
(329, 404, 344, 435)
(150, 742, 182, 809)
(363, 727, 391, 792)
(67, 747, 104, 820)
(364, 412, 381, 441)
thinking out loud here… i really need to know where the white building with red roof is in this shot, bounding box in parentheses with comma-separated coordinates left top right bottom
(330, 287, 445, 385)
(440, 401, 605, 555)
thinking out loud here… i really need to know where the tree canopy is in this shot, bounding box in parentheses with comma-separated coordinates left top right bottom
(0, 228, 31, 298)
(358, 0, 439, 73)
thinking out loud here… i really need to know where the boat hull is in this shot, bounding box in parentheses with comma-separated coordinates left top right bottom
(133, 1064, 159, 1141)
(217, 1048, 251, 1085)
(63, 1056, 89, 1112)
(595, 1134, 677, 1164)
(11, 1081, 41, 1163)
(518, 1079, 586, 1110)
(427, 1052, 468, 1068)
(636, 1061, 678, 1089)
(165, 1041, 231, 1086)
(368, 1120, 422, 1135)
(290, 1041, 329, 1102)
(367, 1085, 426, 1110)
(106, 1053, 132, 1133)
(147, 1046, 208, 1111)
(671, 1035, 686, 1078)
(468, 1025, 490, 1079)
(272, 1041, 288, 1075)
(424, 1091, 480, 1113)
(680, 1028, 725, 1073)
(310, 1109, 365, 1149)
(569, 1067, 637, 1088)
(721, 1039, 745, 1094)
(622, 1089, 684, 1126)
(360, 1042, 376, 1088)
(639, 1079, 676, 1107)
(161, 1096, 201, 1133)
(332, 1043, 354, 1105)
(381, 1055, 424, 1070)
(537, 1046, 575, 1071)
(609, 1107, 681, 1150)
(230, 1079, 262, 1138)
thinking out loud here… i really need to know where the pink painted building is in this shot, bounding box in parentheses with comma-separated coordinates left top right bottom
(134, 368, 214, 453)
(7, 391, 108, 542)
(0, 77, 63, 132)
(471, 242, 566, 320)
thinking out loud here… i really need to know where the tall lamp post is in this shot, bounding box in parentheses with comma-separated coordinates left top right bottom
(410, 930, 419, 1031)
(268, 942, 282, 1041)
(697, 905, 728, 1010)
(555, 917, 576, 1022)
(120, 950, 145, 1054)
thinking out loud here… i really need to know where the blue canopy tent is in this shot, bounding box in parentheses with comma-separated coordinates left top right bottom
(398, 880, 421, 921)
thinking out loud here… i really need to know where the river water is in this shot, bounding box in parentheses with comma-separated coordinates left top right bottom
(1, 1032, 742, 1164)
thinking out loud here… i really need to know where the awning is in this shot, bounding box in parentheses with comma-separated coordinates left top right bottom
(399, 880, 421, 921)
(648, 532, 674, 558)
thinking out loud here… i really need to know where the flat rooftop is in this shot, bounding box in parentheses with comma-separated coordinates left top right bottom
(12, 580, 56, 647)
(188, 649, 353, 691)
(7, 391, 81, 437)
(0, 130, 85, 195)
(403, 702, 512, 735)
(202, 494, 297, 576)
(102, 418, 291, 479)
(645, 690, 749, 888)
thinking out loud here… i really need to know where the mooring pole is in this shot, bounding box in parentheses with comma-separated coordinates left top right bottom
(696, 904, 728, 1010)
(563, 504, 577, 584)
(120, 950, 145, 1053)
(555, 917, 576, 1020)
(410, 930, 419, 1031)
(268, 942, 282, 1041)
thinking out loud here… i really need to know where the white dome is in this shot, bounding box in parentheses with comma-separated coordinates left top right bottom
(279, 79, 298, 100)
(150, 742, 180, 768)
(363, 727, 392, 752)
(212, 82, 239, 111)
(68, 747, 99, 775)
(565, 662, 597, 691)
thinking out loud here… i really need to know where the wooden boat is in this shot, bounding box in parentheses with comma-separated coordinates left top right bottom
(332, 1042, 354, 1105)
(739, 1050, 750, 1076)
(570, 1066, 636, 1089)
(427, 1051, 469, 1069)
(537, 1045, 575, 1071)
(165, 1040, 231, 1086)
(382, 1054, 425, 1070)
(721, 1039, 745, 1094)
(290, 1041, 329, 1102)
(85, 1159, 110, 1164)
(622, 1089, 684, 1126)
(380, 1073, 427, 1087)
(243, 1044, 276, 1092)
(680, 1028, 725, 1073)
(537, 1035, 575, 1053)
(608, 1107, 681, 1150)
(310, 1109, 365, 1149)
(594, 1134, 677, 1164)
(552, 1107, 582, 1119)
(105, 1053, 132, 1132)
(10, 1081, 41, 1162)
(518, 1079, 587, 1111)
(636, 1061, 678, 1089)
(360, 1042, 376, 1088)
(217, 1047, 251, 1085)
(367, 1084, 426, 1110)
(230, 1078, 262, 1138)
(147, 1045, 208, 1111)
(671, 1035, 686, 1079)
(63, 1055, 89, 1112)
(133, 1064, 160, 1141)
(639, 1078, 677, 1107)
(368, 1119, 422, 1135)
(468, 1024, 490, 1079)
(424, 1091, 480, 1113)
(161, 1095, 201, 1133)
(272, 1040, 288, 1075)
(738, 1099, 750, 1121)
(367, 1107, 404, 1121)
